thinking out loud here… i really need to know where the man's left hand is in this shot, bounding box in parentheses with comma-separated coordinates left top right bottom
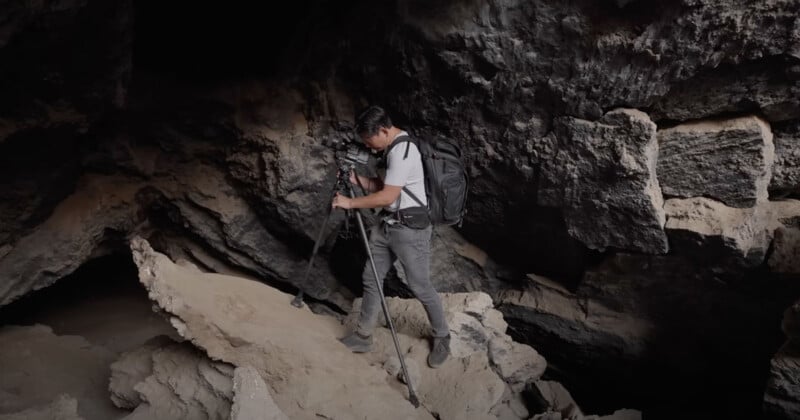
(332, 193, 353, 209)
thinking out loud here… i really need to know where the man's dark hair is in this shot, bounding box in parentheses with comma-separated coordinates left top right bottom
(355, 105, 392, 137)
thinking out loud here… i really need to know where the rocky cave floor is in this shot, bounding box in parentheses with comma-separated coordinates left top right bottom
(0, 246, 640, 420)
(0, 254, 177, 420)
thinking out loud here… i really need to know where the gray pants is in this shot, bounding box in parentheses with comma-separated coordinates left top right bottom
(356, 222, 449, 338)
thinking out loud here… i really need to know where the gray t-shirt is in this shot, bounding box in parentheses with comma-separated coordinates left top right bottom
(383, 132, 427, 211)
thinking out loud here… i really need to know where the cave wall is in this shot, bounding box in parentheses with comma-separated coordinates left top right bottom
(1, 0, 799, 417)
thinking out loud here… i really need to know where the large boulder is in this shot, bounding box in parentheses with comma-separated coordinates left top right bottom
(663, 197, 773, 267)
(539, 109, 668, 254)
(657, 116, 775, 208)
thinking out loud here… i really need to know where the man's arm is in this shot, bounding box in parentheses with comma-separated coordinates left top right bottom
(352, 174, 383, 193)
(332, 185, 401, 209)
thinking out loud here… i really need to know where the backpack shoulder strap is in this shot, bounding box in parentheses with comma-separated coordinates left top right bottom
(386, 135, 417, 160)
(388, 135, 425, 206)
(402, 186, 425, 207)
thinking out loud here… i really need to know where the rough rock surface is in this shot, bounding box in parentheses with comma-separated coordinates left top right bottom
(765, 343, 800, 420)
(2, 1, 800, 419)
(109, 335, 234, 420)
(0, 0, 132, 246)
(0, 176, 140, 306)
(651, 58, 800, 123)
(765, 301, 800, 419)
(130, 235, 435, 419)
(772, 121, 800, 195)
(231, 366, 289, 420)
(539, 109, 667, 254)
(129, 236, 632, 419)
(663, 197, 773, 266)
(770, 227, 800, 275)
(657, 116, 775, 207)
(0, 394, 85, 420)
(345, 291, 548, 397)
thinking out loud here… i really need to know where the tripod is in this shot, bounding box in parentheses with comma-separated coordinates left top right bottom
(291, 164, 421, 408)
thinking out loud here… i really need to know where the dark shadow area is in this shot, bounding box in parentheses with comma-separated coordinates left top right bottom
(132, 0, 363, 81)
(502, 262, 800, 419)
(0, 252, 176, 352)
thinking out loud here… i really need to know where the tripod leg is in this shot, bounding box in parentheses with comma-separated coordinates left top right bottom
(349, 188, 421, 408)
(291, 206, 334, 308)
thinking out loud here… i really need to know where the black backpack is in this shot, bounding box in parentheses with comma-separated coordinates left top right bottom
(388, 135, 468, 226)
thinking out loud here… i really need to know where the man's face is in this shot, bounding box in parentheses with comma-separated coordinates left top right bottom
(360, 127, 390, 151)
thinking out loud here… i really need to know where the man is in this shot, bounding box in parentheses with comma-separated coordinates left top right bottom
(332, 105, 451, 368)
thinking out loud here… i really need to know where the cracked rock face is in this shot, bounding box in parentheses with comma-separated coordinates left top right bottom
(772, 121, 800, 195)
(539, 109, 667, 254)
(657, 116, 775, 208)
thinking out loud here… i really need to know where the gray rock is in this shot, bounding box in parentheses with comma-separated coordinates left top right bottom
(488, 336, 547, 392)
(527, 381, 584, 420)
(664, 197, 772, 267)
(657, 116, 774, 208)
(109, 336, 234, 420)
(765, 297, 800, 420)
(497, 275, 652, 364)
(539, 108, 668, 254)
(382, 357, 421, 390)
(109, 336, 176, 409)
(771, 121, 800, 195)
(651, 62, 800, 123)
(231, 366, 288, 420)
(769, 227, 800, 275)
(0, 177, 140, 306)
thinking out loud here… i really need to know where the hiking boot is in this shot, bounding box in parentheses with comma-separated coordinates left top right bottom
(427, 335, 450, 368)
(338, 331, 373, 353)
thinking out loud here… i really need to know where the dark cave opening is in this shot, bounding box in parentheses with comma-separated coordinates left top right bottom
(0, 251, 176, 354)
(503, 265, 798, 419)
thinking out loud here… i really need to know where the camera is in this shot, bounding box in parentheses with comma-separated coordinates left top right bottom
(341, 143, 370, 167)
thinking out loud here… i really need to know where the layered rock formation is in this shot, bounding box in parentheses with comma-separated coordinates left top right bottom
(128, 236, 639, 419)
(109, 336, 235, 420)
(657, 116, 774, 207)
(1, 0, 800, 418)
